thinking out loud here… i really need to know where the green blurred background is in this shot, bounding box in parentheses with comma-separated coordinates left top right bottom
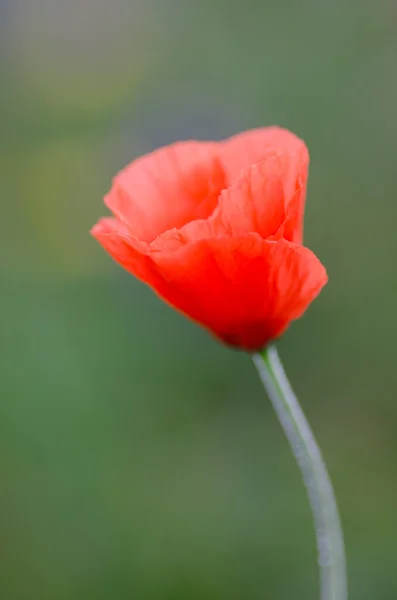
(1, 1, 397, 598)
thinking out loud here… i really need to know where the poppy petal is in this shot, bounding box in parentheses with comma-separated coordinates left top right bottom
(150, 156, 289, 247)
(148, 234, 327, 350)
(104, 141, 226, 243)
(213, 158, 286, 240)
(91, 217, 161, 286)
(219, 127, 309, 243)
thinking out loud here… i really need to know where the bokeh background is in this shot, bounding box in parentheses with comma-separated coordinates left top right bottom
(1, 1, 397, 598)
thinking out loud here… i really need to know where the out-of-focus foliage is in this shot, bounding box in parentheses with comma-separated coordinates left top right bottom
(1, 1, 397, 598)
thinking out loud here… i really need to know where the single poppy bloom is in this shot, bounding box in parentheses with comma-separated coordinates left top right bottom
(91, 127, 327, 350)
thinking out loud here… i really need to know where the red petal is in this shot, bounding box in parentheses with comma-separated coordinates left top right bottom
(104, 141, 226, 243)
(92, 220, 327, 350)
(218, 127, 309, 243)
(149, 234, 327, 350)
(91, 217, 160, 286)
(150, 156, 289, 247)
(213, 158, 286, 239)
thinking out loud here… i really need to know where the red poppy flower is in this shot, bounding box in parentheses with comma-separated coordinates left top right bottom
(91, 127, 327, 350)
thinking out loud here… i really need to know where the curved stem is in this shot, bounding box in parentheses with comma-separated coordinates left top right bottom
(253, 346, 347, 600)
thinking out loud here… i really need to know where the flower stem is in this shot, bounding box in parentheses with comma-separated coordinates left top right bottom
(252, 346, 347, 600)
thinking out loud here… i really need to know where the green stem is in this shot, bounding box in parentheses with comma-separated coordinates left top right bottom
(253, 346, 347, 600)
